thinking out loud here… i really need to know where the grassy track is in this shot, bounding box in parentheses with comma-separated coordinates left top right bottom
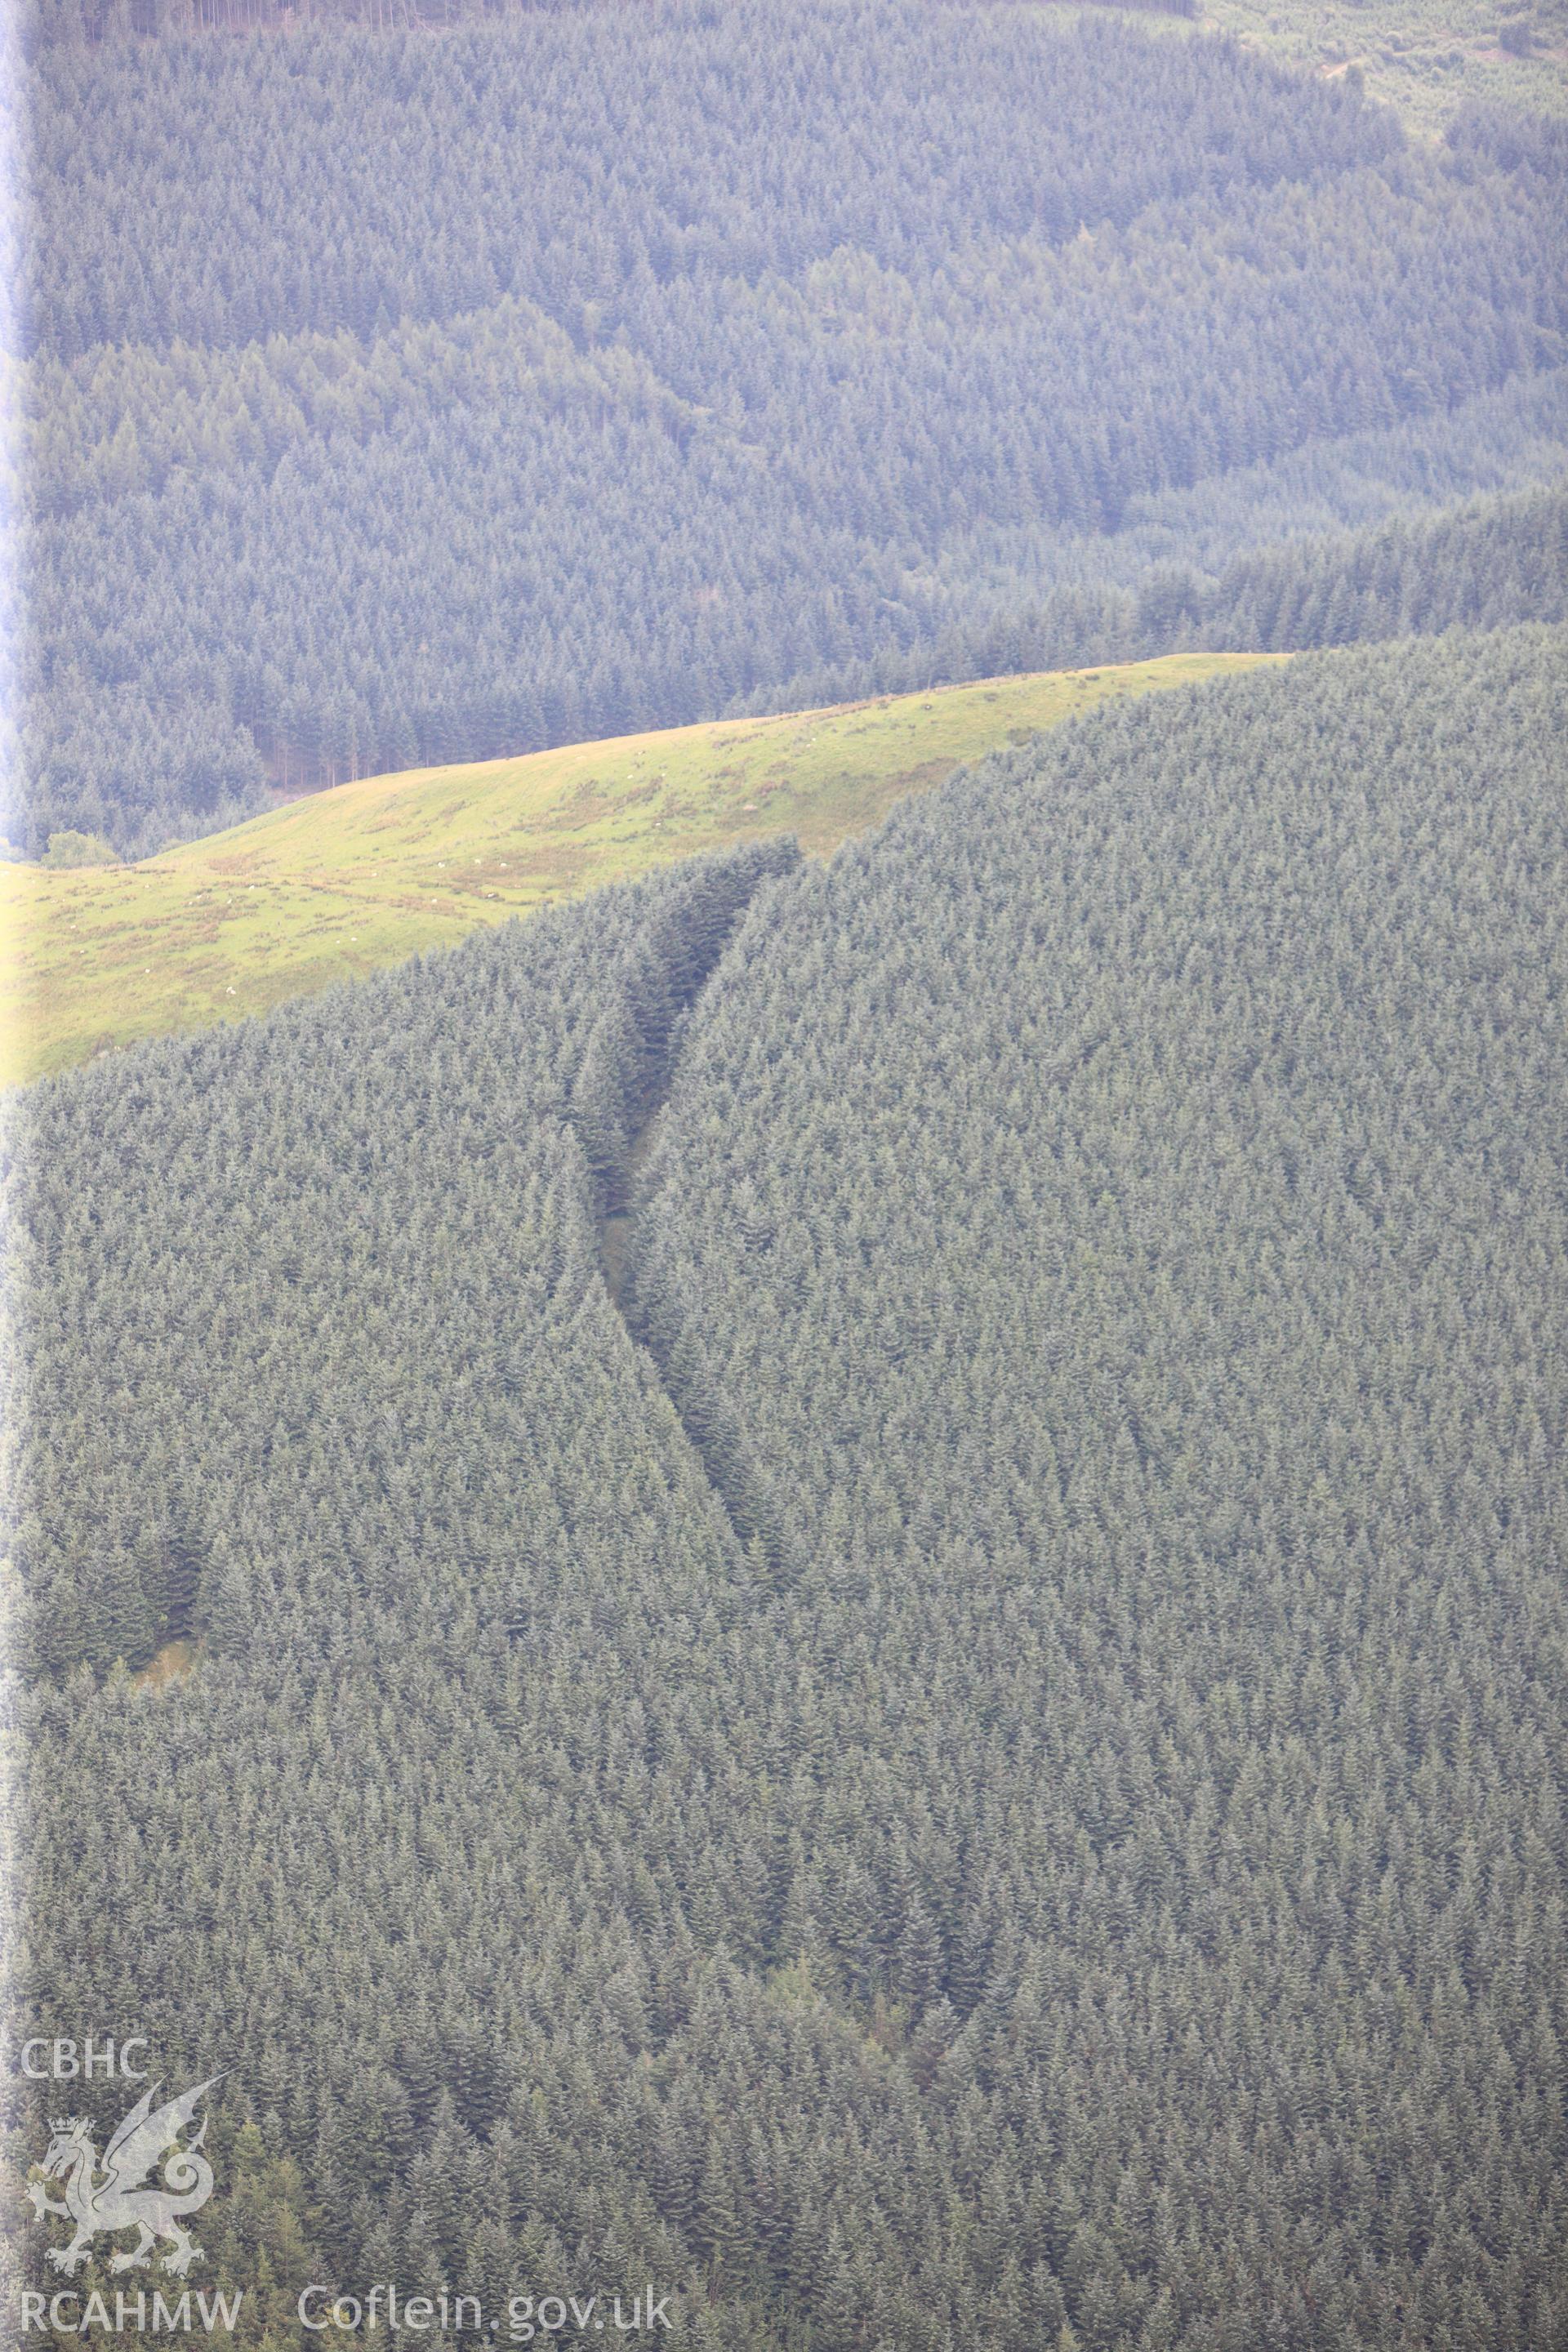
(1, 653, 1276, 1087)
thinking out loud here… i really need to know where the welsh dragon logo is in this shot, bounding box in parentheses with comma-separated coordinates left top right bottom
(26, 2078, 220, 2278)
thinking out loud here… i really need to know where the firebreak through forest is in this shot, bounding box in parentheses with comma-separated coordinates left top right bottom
(6, 629, 1567, 2349)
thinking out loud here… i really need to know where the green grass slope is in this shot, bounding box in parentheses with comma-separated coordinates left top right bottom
(1062, 0, 1568, 131)
(1196, 0, 1568, 132)
(0, 653, 1274, 1088)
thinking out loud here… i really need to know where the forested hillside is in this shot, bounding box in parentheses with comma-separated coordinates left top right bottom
(10, 0, 1567, 855)
(7, 628, 1566, 2348)
(738, 475, 1568, 710)
(22, 0, 1202, 47)
(21, 0, 1568, 137)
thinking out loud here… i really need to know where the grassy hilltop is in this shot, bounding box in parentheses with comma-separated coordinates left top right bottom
(1, 653, 1273, 1088)
(1209, 0, 1567, 133)
(1124, 0, 1568, 134)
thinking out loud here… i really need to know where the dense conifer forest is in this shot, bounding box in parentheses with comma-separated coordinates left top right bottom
(8, 0, 1568, 2344)
(23, 0, 1199, 39)
(7, 629, 1568, 2347)
(7, 0, 1567, 853)
(734, 477, 1568, 711)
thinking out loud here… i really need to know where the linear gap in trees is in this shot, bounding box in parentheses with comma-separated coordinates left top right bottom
(568, 841, 800, 1585)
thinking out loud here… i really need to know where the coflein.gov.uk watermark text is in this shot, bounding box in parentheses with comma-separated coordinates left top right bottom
(301, 2286, 674, 2338)
(22, 2286, 675, 2337)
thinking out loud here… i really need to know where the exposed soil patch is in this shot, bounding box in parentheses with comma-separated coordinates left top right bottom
(133, 1637, 200, 1691)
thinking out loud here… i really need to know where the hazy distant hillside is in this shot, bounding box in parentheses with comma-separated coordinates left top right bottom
(10, 626, 1566, 2348)
(10, 0, 1566, 855)
(737, 473, 1568, 708)
(22, 0, 1568, 136)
